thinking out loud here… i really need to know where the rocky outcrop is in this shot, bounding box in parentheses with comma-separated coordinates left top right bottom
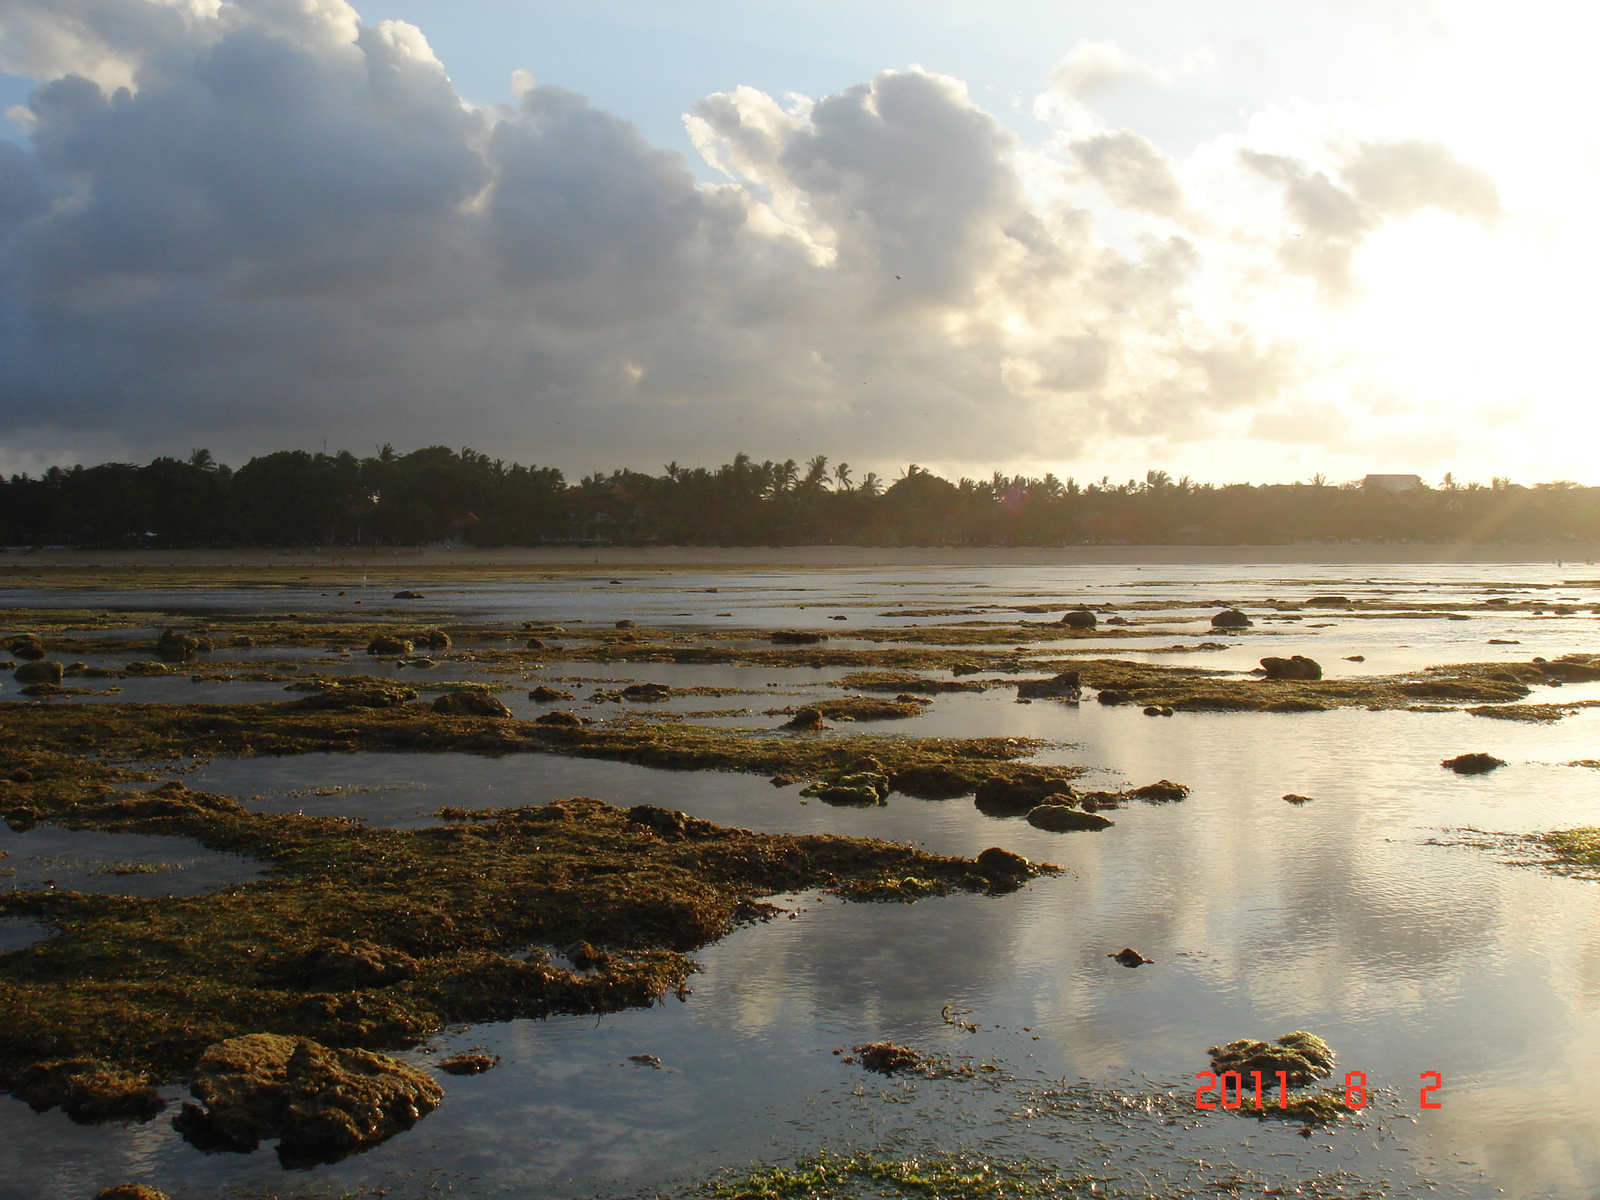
(12, 1060, 166, 1124)
(534, 710, 591, 727)
(1109, 948, 1152, 967)
(782, 707, 827, 730)
(7, 635, 44, 660)
(974, 771, 1076, 815)
(173, 1034, 441, 1165)
(1208, 1031, 1334, 1086)
(800, 772, 890, 806)
(770, 630, 825, 645)
(529, 685, 575, 702)
(621, 683, 672, 701)
(296, 683, 417, 711)
(155, 629, 209, 661)
(1260, 655, 1322, 680)
(431, 690, 513, 718)
(1058, 609, 1097, 629)
(366, 635, 413, 656)
(13, 660, 64, 686)
(1211, 609, 1252, 629)
(1442, 752, 1506, 774)
(974, 846, 1033, 886)
(1016, 671, 1082, 700)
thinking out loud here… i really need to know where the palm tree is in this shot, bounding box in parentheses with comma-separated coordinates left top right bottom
(834, 462, 853, 491)
(803, 455, 830, 490)
(859, 472, 883, 496)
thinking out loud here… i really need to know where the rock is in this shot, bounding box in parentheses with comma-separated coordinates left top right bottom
(1442, 752, 1506, 774)
(1027, 804, 1112, 832)
(628, 1053, 662, 1068)
(367, 635, 412, 656)
(14, 660, 64, 686)
(974, 772, 1076, 815)
(1142, 706, 1163, 716)
(621, 682, 672, 701)
(173, 1033, 441, 1164)
(853, 1041, 922, 1074)
(437, 1052, 499, 1076)
(393, 590, 425, 599)
(6, 806, 40, 831)
(1283, 793, 1314, 805)
(94, 1186, 170, 1200)
(7, 635, 44, 660)
(420, 630, 451, 649)
(534, 710, 591, 727)
(1059, 609, 1097, 629)
(284, 940, 416, 990)
(801, 772, 890, 806)
(626, 805, 714, 839)
(769, 774, 803, 787)
(12, 1060, 166, 1124)
(1096, 689, 1131, 706)
(1305, 595, 1350, 606)
(1260, 655, 1322, 681)
(1211, 609, 1252, 629)
(888, 763, 973, 799)
(525, 637, 548, 650)
(233, 635, 256, 647)
(123, 661, 167, 675)
(431, 690, 512, 718)
(296, 684, 417, 711)
(975, 846, 1033, 882)
(1131, 779, 1190, 801)
(1016, 671, 1082, 700)
(1344, 654, 1365, 662)
(155, 629, 203, 661)
(614, 619, 637, 629)
(1208, 1031, 1335, 1086)
(529, 685, 575, 702)
(782, 707, 827, 731)
(1109, 948, 1152, 967)
(770, 631, 825, 644)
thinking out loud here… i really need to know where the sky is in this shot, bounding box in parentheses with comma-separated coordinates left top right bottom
(0, 0, 1595, 486)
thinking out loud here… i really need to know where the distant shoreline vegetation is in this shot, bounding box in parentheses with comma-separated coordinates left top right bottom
(1, 447, 1595, 549)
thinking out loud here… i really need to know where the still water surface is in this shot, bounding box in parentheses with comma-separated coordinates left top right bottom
(3, 563, 1600, 1198)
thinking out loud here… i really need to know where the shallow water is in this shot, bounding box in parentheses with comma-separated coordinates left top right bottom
(0, 825, 264, 896)
(4, 562, 1600, 1198)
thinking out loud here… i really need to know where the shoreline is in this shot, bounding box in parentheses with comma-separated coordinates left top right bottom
(0, 542, 1596, 572)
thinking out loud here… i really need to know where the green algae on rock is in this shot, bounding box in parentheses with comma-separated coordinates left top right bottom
(0, 786, 1056, 1102)
(702, 1149, 1092, 1200)
(1209, 1031, 1335, 1086)
(172, 1032, 441, 1165)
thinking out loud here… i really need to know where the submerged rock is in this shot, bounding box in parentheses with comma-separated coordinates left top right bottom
(393, 590, 425, 599)
(1442, 752, 1506, 774)
(13, 1060, 166, 1124)
(1059, 609, 1097, 629)
(1131, 779, 1189, 802)
(431, 690, 513, 718)
(1208, 1031, 1334, 1086)
(437, 1052, 499, 1076)
(173, 1033, 441, 1164)
(1015, 671, 1082, 700)
(887, 762, 973, 799)
(1109, 948, 1152, 967)
(529, 685, 575, 702)
(1095, 689, 1131, 706)
(296, 683, 417, 711)
(94, 1187, 170, 1200)
(974, 772, 1076, 815)
(770, 631, 825, 644)
(1027, 804, 1112, 832)
(1260, 655, 1322, 681)
(622, 683, 672, 701)
(801, 772, 890, 806)
(367, 635, 413, 656)
(1211, 609, 1252, 629)
(13, 660, 64, 686)
(123, 661, 168, 675)
(1283, 793, 1315, 805)
(525, 637, 548, 650)
(534, 710, 591, 727)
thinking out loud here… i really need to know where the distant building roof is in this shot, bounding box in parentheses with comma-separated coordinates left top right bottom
(1363, 474, 1424, 494)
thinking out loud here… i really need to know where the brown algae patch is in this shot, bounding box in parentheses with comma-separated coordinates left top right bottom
(0, 783, 1056, 1103)
(702, 1149, 1094, 1200)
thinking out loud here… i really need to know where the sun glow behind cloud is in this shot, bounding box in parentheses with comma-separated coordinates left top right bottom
(0, 0, 1592, 485)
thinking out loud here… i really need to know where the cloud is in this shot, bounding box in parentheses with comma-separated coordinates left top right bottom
(1048, 39, 1166, 101)
(0, 0, 1518, 481)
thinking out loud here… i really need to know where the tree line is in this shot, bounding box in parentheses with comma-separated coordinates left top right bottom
(0, 447, 1595, 548)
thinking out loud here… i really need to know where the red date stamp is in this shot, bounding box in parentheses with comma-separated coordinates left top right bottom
(1195, 1070, 1444, 1110)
